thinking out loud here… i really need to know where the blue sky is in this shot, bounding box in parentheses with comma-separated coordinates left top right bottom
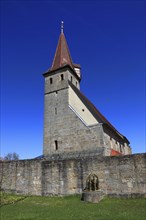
(1, 0, 145, 159)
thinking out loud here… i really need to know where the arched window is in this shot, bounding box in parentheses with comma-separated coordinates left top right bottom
(85, 173, 99, 191)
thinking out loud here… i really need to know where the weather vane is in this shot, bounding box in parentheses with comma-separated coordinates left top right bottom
(61, 21, 64, 33)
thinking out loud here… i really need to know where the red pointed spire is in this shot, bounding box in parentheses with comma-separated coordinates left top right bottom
(51, 29, 74, 71)
(48, 22, 81, 80)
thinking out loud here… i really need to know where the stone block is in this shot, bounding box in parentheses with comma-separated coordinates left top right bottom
(81, 190, 105, 203)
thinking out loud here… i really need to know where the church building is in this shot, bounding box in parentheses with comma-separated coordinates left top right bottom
(43, 23, 131, 157)
(1, 24, 145, 198)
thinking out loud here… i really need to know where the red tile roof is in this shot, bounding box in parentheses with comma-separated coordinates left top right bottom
(50, 32, 81, 78)
(111, 149, 122, 156)
(51, 32, 73, 70)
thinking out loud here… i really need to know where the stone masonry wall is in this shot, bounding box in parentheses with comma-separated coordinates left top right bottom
(43, 67, 105, 156)
(104, 153, 146, 197)
(0, 160, 42, 195)
(44, 85, 105, 155)
(0, 153, 145, 197)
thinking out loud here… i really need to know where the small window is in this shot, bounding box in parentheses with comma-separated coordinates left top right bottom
(71, 76, 73, 82)
(55, 140, 58, 150)
(55, 108, 57, 115)
(61, 74, 64, 81)
(50, 78, 53, 84)
(76, 81, 78, 86)
(56, 91, 58, 94)
(82, 109, 85, 112)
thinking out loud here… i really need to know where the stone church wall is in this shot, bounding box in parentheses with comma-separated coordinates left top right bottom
(44, 85, 105, 155)
(103, 132, 131, 156)
(0, 153, 145, 197)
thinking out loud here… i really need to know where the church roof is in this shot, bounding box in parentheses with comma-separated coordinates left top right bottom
(51, 31, 81, 72)
(69, 81, 130, 144)
(51, 32, 74, 71)
(50, 24, 81, 76)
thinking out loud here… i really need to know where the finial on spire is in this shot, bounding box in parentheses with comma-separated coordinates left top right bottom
(61, 21, 64, 33)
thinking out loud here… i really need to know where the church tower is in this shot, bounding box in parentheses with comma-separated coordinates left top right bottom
(43, 23, 82, 156)
(43, 23, 131, 157)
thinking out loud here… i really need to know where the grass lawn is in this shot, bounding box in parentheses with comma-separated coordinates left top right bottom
(0, 193, 146, 220)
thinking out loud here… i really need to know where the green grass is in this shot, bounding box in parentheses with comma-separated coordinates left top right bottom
(0, 193, 146, 220)
(0, 192, 26, 206)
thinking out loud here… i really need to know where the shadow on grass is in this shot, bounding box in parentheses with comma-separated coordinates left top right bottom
(0, 193, 28, 207)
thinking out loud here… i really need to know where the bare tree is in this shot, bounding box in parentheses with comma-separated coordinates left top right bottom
(4, 152, 19, 161)
(0, 157, 4, 161)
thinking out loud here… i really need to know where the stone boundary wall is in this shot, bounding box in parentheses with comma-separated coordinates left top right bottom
(0, 160, 42, 195)
(104, 153, 146, 197)
(0, 153, 145, 197)
(44, 148, 104, 160)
